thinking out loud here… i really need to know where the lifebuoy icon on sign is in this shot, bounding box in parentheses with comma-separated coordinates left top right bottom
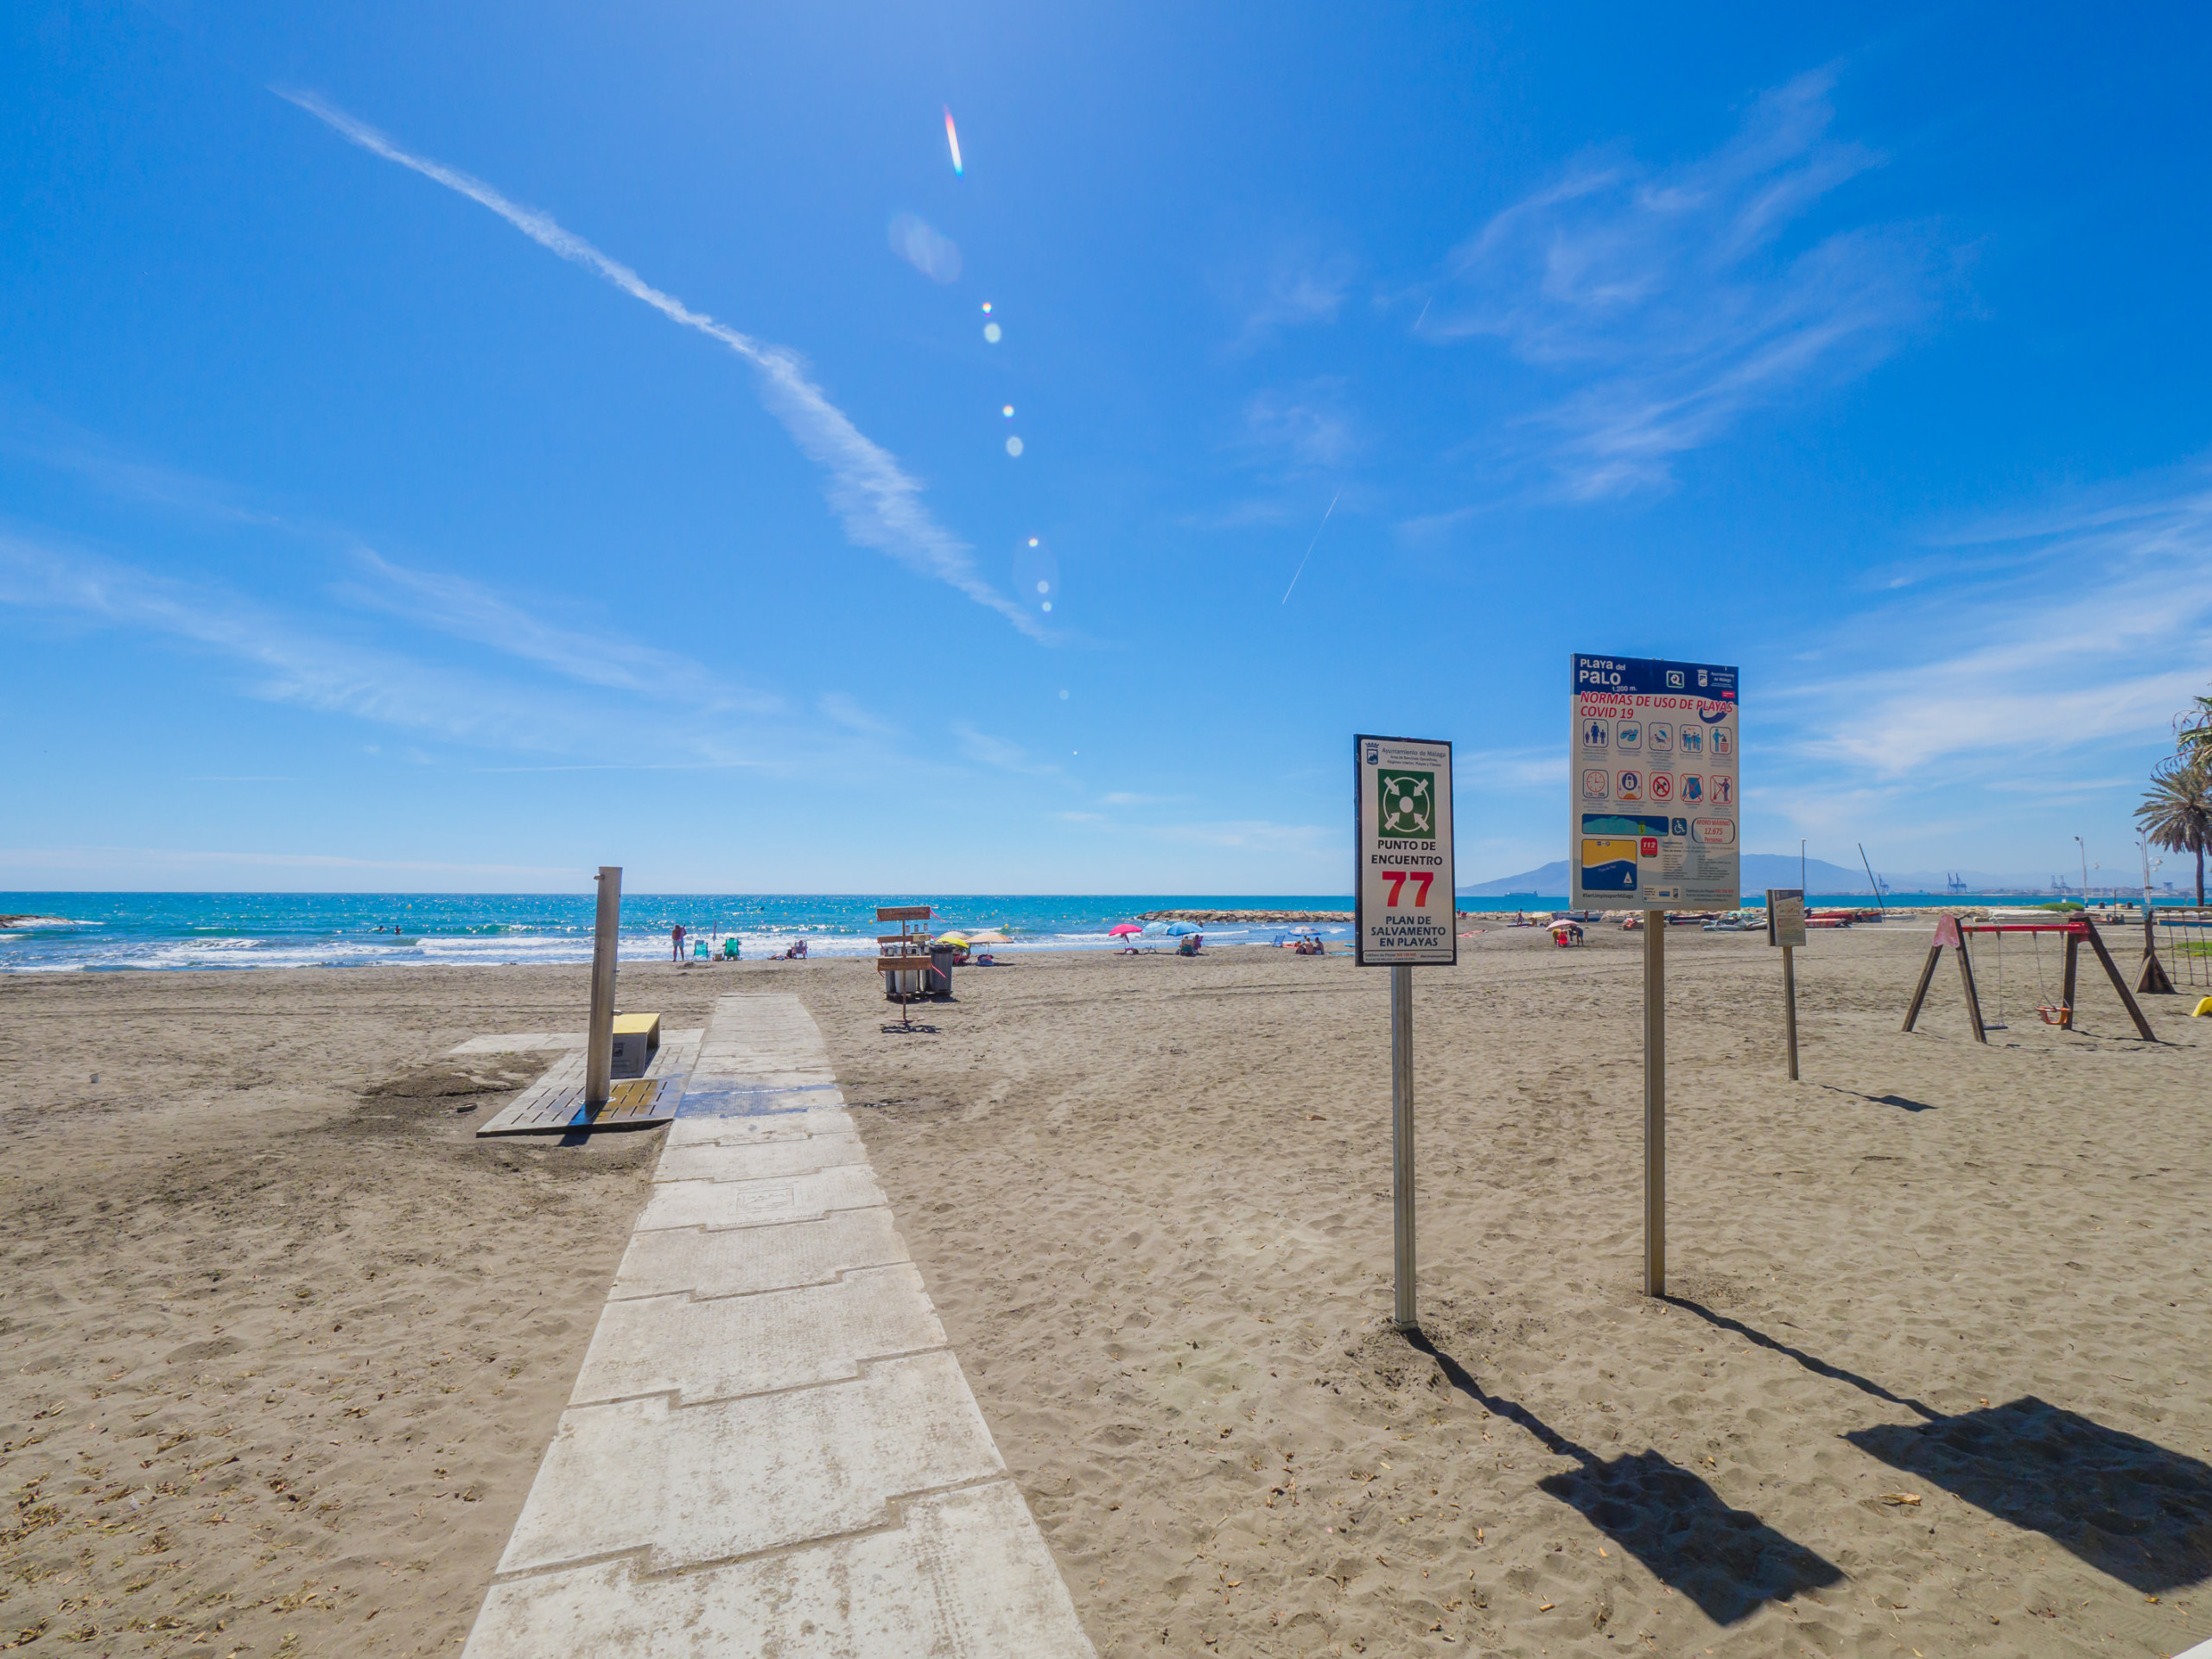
(1710, 775, 1733, 805)
(1617, 771, 1642, 800)
(1649, 772, 1674, 802)
(1581, 769, 1610, 799)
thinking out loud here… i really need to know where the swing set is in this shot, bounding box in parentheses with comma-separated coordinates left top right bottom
(1902, 914, 2155, 1042)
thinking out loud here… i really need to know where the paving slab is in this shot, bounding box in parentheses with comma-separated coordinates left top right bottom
(650, 1131, 869, 1184)
(666, 1106, 855, 1146)
(674, 1078, 843, 1116)
(499, 1352, 1004, 1575)
(464, 992, 1092, 1657)
(464, 1483, 1094, 1659)
(635, 1165, 887, 1231)
(610, 1208, 911, 1300)
(572, 1264, 944, 1405)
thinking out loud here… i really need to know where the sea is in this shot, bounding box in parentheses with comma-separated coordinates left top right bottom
(0, 891, 2161, 974)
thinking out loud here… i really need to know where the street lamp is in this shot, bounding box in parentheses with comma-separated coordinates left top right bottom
(2075, 836, 2088, 903)
(1800, 838, 1806, 893)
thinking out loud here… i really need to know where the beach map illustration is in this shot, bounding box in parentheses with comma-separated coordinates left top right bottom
(1569, 654, 1739, 910)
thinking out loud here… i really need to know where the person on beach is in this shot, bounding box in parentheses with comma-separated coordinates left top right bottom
(671, 923, 685, 963)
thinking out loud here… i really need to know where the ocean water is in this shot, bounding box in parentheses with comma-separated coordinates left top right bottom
(0, 890, 2168, 974)
(0, 893, 1369, 974)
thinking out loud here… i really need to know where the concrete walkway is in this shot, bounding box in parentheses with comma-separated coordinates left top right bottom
(462, 992, 1094, 1658)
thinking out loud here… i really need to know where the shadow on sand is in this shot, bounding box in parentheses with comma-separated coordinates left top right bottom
(1403, 1331, 1844, 1625)
(1664, 1300, 2212, 1595)
(1849, 1400, 2212, 1594)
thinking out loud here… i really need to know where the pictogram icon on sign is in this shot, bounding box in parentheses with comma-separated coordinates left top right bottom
(1649, 772, 1674, 802)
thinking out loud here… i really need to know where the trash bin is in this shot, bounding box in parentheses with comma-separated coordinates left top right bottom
(927, 944, 957, 998)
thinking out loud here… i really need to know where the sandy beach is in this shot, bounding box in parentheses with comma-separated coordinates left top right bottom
(4, 924, 2209, 1657)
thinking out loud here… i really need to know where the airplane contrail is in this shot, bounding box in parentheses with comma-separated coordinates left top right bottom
(276, 89, 1043, 639)
(1280, 489, 1342, 604)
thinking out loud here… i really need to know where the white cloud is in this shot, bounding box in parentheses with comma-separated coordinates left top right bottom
(344, 549, 778, 713)
(817, 691, 900, 737)
(1230, 251, 1357, 351)
(1243, 380, 1358, 470)
(0, 844, 579, 879)
(1452, 748, 1567, 791)
(1422, 69, 1938, 497)
(278, 90, 1044, 639)
(1148, 819, 1334, 854)
(0, 531, 816, 768)
(887, 213, 963, 283)
(1771, 469, 2212, 779)
(951, 721, 1060, 777)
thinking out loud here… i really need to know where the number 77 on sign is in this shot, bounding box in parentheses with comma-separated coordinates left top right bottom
(1354, 734, 1457, 968)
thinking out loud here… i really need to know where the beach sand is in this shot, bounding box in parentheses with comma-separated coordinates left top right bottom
(4, 925, 2209, 1656)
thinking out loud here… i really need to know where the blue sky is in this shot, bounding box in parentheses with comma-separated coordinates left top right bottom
(3, 3, 2209, 893)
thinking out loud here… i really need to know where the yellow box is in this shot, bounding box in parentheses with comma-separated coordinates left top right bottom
(610, 1012, 661, 1078)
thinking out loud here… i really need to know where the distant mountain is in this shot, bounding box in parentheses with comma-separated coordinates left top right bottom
(1458, 855, 2070, 897)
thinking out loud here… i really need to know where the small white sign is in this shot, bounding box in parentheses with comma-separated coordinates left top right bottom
(1355, 734, 1456, 966)
(1570, 654, 1739, 911)
(1766, 888, 1807, 948)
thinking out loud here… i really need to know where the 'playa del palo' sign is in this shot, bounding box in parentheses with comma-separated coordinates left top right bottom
(1355, 734, 1456, 966)
(1570, 655, 1739, 912)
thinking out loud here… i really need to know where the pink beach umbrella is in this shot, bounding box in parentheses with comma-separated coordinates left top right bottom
(1109, 923, 1142, 937)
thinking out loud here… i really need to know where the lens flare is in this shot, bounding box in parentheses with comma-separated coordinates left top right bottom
(983, 321, 1001, 343)
(1005, 435, 1024, 457)
(1001, 404, 1014, 417)
(944, 108, 963, 175)
(982, 301, 993, 313)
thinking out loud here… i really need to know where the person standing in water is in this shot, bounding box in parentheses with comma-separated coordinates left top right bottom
(671, 922, 685, 963)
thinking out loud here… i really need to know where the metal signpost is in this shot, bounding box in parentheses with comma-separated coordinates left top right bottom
(1767, 887, 1808, 1080)
(1570, 656, 1739, 1298)
(1354, 734, 1456, 1332)
(585, 865, 621, 1109)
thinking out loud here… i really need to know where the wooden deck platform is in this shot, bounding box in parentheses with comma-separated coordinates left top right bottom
(477, 1076, 679, 1136)
(475, 1029, 701, 1138)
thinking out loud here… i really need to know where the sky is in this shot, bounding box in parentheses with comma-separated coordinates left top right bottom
(3, 3, 2210, 894)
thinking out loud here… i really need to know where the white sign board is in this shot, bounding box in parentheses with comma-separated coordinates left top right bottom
(1355, 734, 1456, 966)
(1766, 888, 1807, 948)
(1570, 655, 1739, 911)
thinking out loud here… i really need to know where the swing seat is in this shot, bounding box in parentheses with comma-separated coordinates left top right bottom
(2037, 1003, 2071, 1027)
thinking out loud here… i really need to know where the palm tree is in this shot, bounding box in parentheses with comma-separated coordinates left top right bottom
(2138, 754, 2212, 906)
(2179, 693, 2212, 764)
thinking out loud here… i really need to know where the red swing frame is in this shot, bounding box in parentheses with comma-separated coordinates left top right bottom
(1901, 915, 2155, 1043)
